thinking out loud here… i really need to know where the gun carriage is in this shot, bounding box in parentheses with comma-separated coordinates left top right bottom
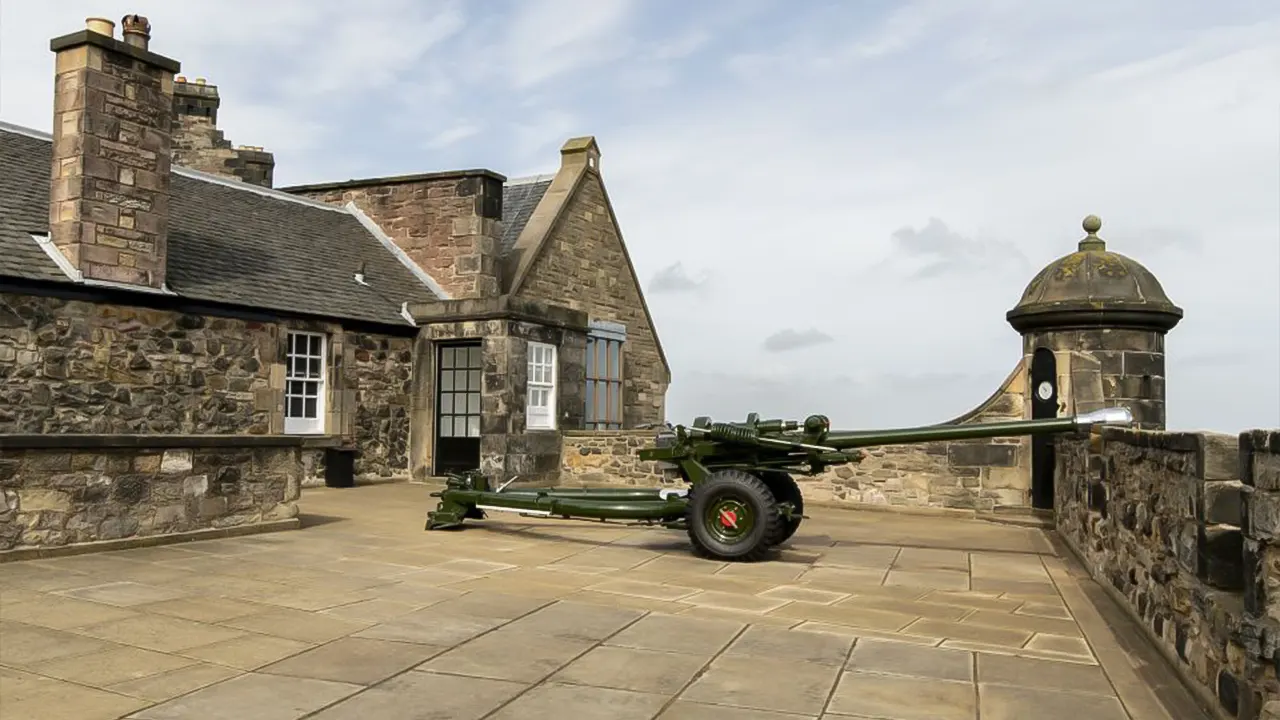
(426, 407, 1133, 561)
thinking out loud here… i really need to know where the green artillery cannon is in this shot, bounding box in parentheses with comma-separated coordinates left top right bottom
(425, 407, 1134, 561)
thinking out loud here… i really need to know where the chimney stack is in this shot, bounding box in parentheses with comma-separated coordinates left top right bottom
(170, 76, 275, 188)
(48, 15, 180, 289)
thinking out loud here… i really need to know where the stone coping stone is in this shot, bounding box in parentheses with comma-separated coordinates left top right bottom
(0, 518, 301, 563)
(0, 434, 344, 450)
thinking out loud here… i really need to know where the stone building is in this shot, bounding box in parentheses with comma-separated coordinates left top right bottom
(0, 15, 669, 489)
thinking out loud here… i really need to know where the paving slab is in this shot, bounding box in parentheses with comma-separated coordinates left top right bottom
(605, 611, 745, 655)
(0, 481, 1213, 720)
(306, 671, 528, 719)
(827, 669, 977, 719)
(549, 644, 710, 694)
(258, 636, 443, 685)
(846, 637, 975, 682)
(723, 624, 854, 666)
(0, 665, 149, 720)
(489, 681, 671, 720)
(126, 671, 362, 720)
(416, 626, 596, 683)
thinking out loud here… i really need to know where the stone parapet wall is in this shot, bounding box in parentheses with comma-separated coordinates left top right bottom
(797, 438, 1028, 511)
(1056, 426, 1280, 719)
(560, 430, 681, 487)
(0, 435, 323, 557)
(558, 429, 1028, 511)
(556, 361, 1036, 512)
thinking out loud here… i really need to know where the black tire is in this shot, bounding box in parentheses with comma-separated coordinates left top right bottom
(686, 469, 781, 562)
(758, 471, 804, 546)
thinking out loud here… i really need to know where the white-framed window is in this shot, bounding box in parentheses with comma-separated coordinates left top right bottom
(585, 322, 625, 430)
(527, 341, 557, 430)
(284, 331, 326, 434)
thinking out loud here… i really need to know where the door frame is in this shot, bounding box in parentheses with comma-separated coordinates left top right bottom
(431, 339, 484, 477)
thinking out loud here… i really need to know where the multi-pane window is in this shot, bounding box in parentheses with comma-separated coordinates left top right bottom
(284, 331, 326, 434)
(585, 325, 624, 430)
(438, 345, 482, 439)
(527, 342, 557, 430)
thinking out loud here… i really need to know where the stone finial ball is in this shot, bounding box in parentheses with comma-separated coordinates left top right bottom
(1083, 214, 1102, 234)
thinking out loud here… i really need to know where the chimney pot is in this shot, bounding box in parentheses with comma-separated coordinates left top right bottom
(195, 77, 206, 85)
(85, 17, 115, 37)
(120, 14, 151, 50)
(176, 75, 187, 82)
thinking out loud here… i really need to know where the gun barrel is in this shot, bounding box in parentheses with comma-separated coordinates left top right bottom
(821, 407, 1133, 449)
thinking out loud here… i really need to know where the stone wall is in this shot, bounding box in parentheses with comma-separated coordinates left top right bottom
(513, 169, 668, 427)
(0, 436, 317, 557)
(561, 430, 682, 487)
(340, 331, 413, 480)
(1026, 328, 1167, 429)
(552, 362, 1037, 512)
(172, 115, 274, 188)
(1056, 426, 1280, 719)
(170, 78, 275, 188)
(0, 293, 414, 480)
(797, 361, 1032, 512)
(287, 173, 504, 300)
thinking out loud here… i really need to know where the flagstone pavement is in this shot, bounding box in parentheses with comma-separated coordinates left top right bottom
(1, 482, 1213, 720)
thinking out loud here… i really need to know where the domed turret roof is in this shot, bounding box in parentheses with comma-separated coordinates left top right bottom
(1006, 215, 1183, 334)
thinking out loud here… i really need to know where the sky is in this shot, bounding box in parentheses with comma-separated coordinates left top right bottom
(1, 0, 1277, 433)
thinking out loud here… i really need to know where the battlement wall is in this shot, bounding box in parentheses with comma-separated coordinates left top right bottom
(1055, 426, 1280, 719)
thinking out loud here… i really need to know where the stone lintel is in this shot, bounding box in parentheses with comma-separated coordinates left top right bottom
(0, 433, 344, 450)
(279, 168, 508, 194)
(408, 294, 588, 331)
(49, 30, 181, 73)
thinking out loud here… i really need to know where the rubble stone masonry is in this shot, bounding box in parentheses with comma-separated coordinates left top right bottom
(0, 293, 412, 480)
(0, 438, 306, 555)
(561, 430, 681, 487)
(1057, 426, 1280, 719)
(514, 171, 667, 427)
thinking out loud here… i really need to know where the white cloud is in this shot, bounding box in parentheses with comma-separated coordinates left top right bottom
(501, 0, 637, 90)
(1, 0, 1275, 433)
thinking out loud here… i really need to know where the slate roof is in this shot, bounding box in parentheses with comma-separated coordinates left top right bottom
(500, 175, 553, 256)
(0, 122, 442, 327)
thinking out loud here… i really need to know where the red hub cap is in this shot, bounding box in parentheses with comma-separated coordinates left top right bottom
(718, 509, 738, 528)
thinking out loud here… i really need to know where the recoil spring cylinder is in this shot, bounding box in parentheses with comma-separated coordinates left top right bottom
(707, 423, 757, 443)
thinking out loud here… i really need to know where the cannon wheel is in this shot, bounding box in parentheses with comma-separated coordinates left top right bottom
(686, 469, 782, 562)
(757, 470, 804, 546)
